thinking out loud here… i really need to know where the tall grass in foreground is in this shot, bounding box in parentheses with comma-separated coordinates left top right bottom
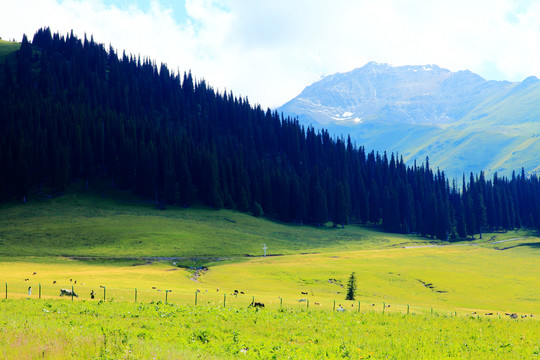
(1, 299, 539, 359)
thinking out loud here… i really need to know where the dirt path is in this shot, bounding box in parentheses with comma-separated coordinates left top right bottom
(489, 237, 524, 244)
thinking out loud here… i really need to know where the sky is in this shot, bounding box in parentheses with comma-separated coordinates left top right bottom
(2, 0, 540, 108)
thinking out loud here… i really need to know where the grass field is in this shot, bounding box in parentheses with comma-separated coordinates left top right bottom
(1, 189, 539, 358)
(1, 299, 539, 359)
(0, 187, 432, 258)
(0, 39, 20, 60)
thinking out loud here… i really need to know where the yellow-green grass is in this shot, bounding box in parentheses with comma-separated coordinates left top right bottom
(2, 234, 539, 316)
(0, 39, 20, 61)
(2, 191, 540, 358)
(0, 190, 431, 259)
(1, 299, 539, 359)
(1, 191, 539, 315)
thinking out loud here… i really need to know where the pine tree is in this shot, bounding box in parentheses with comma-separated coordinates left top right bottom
(345, 272, 356, 301)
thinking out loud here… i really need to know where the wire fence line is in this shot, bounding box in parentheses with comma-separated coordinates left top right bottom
(2, 281, 535, 320)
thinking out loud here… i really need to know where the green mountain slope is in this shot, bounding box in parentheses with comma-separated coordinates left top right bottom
(278, 63, 540, 179)
(0, 39, 20, 60)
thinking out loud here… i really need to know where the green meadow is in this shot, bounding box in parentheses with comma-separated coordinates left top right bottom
(1, 189, 540, 358)
(0, 39, 19, 59)
(1, 300, 539, 359)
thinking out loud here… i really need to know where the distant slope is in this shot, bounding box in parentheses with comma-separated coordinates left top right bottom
(278, 62, 540, 179)
(0, 39, 20, 60)
(2, 29, 539, 239)
(0, 39, 20, 83)
(0, 189, 427, 259)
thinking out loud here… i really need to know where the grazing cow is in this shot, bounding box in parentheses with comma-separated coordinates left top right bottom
(509, 313, 518, 319)
(249, 302, 265, 308)
(301, 291, 308, 295)
(59, 289, 78, 297)
(240, 291, 245, 294)
(33, 272, 37, 275)
(485, 313, 493, 316)
(314, 302, 320, 305)
(53, 281, 56, 284)
(152, 286, 157, 289)
(24, 279, 29, 281)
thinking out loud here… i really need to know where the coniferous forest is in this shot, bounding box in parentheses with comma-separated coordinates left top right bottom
(1, 28, 539, 239)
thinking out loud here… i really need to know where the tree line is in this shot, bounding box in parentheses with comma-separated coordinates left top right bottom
(1, 28, 539, 239)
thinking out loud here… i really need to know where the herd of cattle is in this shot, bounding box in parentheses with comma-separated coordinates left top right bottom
(23, 273, 536, 317)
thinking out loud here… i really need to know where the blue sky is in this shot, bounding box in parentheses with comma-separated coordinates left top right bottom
(102, 0, 189, 23)
(2, 0, 540, 108)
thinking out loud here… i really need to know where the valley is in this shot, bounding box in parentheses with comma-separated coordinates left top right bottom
(1, 193, 539, 359)
(1, 30, 540, 359)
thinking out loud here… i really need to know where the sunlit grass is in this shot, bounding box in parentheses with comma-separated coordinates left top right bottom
(1, 299, 539, 359)
(0, 190, 429, 259)
(1, 190, 540, 358)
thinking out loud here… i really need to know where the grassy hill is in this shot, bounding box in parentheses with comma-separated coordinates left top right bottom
(1, 189, 539, 315)
(1, 191, 540, 358)
(0, 186, 425, 259)
(0, 39, 20, 59)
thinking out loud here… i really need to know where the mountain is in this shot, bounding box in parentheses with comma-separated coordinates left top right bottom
(278, 62, 540, 179)
(1, 29, 539, 238)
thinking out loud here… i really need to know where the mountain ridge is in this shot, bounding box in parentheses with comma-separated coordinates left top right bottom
(278, 62, 540, 179)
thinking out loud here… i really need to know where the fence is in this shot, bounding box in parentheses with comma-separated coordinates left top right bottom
(1, 281, 533, 319)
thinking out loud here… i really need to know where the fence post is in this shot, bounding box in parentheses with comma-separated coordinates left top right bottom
(431, 308, 433, 316)
(5, 283, 7, 299)
(358, 301, 360, 313)
(39, 283, 41, 299)
(383, 302, 385, 314)
(195, 291, 198, 305)
(333, 300, 335, 312)
(101, 286, 106, 301)
(280, 297, 282, 308)
(135, 288, 137, 303)
(165, 290, 171, 304)
(407, 304, 409, 315)
(307, 299, 309, 310)
(252, 296, 254, 305)
(71, 285, 74, 302)
(223, 293, 226, 308)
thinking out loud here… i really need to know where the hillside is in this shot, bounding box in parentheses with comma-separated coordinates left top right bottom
(0, 185, 437, 260)
(1, 28, 539, 240)
(0, 39, 20, 58)
(277, 62, 540, 179)
(1, 192, 539, 316)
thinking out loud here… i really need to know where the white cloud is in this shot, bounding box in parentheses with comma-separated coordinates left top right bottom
(2, 0, 540, 108)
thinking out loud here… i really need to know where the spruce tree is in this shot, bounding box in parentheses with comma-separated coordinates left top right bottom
(345, 272, 356, 301)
